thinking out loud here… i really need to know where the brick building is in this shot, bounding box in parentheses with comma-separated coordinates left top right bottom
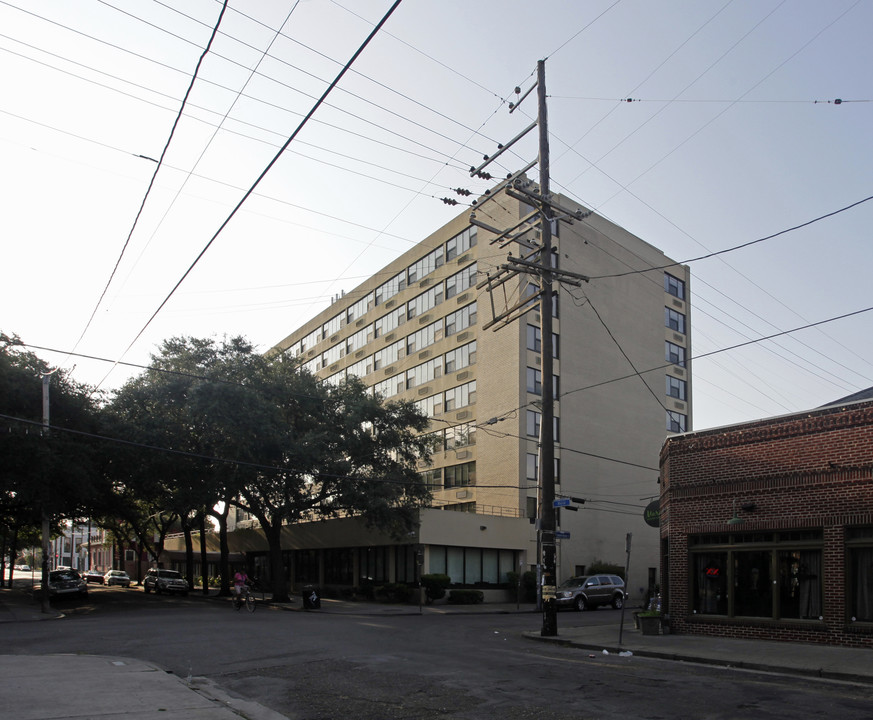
(659, 398, 873, 647)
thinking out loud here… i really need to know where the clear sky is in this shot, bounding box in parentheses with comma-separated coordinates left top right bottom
(1, 0, 871, 431)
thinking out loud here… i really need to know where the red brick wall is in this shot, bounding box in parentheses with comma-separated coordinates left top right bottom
(660, 401, 873, 647)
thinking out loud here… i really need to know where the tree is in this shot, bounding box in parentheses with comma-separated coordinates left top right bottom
(108, 335, 434, 602)
(0, 333, 106, 600)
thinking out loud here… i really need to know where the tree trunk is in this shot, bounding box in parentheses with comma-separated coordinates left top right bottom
(216, 506, 231, 597)
(265, 523, 290, 602)
(198, 512, 208, 595)
(182, 518, 195, 590)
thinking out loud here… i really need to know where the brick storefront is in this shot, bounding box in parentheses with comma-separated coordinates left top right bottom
(659, 399, 873, 647)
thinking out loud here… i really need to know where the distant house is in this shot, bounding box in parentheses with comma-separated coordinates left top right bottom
(659, 396, 873, 647)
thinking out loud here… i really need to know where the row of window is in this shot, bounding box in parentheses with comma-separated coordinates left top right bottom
(421, 460, 477, 489)
(285, 228, 477, 357)
(690, 528, 873, 624)
(317, 302, 477, 384)
(414, 380, 477, 417)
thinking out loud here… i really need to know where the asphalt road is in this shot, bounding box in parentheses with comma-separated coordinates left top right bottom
(5, 586, 873, 719)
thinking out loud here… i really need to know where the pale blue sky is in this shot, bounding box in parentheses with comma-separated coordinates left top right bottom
(1, 0, 871, 430)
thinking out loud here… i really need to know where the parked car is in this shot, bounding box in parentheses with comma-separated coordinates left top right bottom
(84, 569, 105, 584)
(104, 570, 131, 587)
(15, 564, 32, 572)
(555, 574, 626, 611)
(44, 569, 88, 598)
(143, 569, 189, 595)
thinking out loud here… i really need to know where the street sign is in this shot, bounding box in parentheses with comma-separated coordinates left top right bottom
(553, 498, 570, 507)
(555, 531, 571, 539)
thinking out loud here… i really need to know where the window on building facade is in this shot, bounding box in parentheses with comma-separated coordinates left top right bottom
(666, 375, 687, 400)
(666, 341, 686, 367)
(345, 355, 373, 379)
(323, 312, 343, 339)
(300, 328, 321, 352)
(372, 373, 404, 399)
(428, 545, 516, 585)
(375, 306, 405, 337)
(445, 302, 476, 336)
(445, 422, 476, 450)
(406, 319, 442, 354)
(322, 342, 343, 368)
(664, 273, 685, 300)
(526, 410, 541, 438)
(526, 324, 541, 352)
(407, 286, 444, 320)
(346, 324, 372, 354)
(407, 246, 444, 284)
(526, 453, 538, 482)
(445, 262, 477, 299)
(373, 339, 404, 370)
(665, 307, 686, 334)
(527, 367, 542, 395)
(690, 531, 822, 621)
(406, 358, 441, 389)
(445, 340, 476, 373)
(347, 292, 374, 323)
(445, 380, 476, 411)
(444, 461, 476, 488)
(666, 411, 687, 433)
(414, 392, 442, 418)
(375, 270, 406, 306)
(848, 527, 873, 622)
(420, 468, 443, 489)
(445, 226, 477, 261)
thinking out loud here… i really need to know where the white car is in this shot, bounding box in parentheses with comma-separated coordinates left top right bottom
(104, 570, 131, 587)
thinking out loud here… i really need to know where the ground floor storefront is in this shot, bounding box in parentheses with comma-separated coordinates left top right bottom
(659, 399, 873, 647)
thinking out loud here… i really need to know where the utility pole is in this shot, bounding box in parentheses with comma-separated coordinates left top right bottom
(472, 59, 590, 637)
(40, 371, 55, 614)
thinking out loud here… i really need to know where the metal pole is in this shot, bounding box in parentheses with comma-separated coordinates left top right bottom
(40, 373, 52, 613)
(537, 58, 558, 637)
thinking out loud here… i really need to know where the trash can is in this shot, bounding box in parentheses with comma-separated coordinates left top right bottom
(302, 585, 320, 609)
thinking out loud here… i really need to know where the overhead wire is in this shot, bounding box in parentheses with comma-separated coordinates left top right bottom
(94, 0, 406, 390)
(66, 0, 229, 361)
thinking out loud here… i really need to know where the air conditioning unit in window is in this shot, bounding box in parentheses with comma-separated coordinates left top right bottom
(419, 350, 430, 359)
(456, 410, 470, 420)
(386, 299, 395, 308)
(456, 371, 470, 381)
(418, 386, 431, 396)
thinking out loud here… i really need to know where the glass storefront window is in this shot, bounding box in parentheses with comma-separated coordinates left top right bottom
(778, 550, 822, 620)
(850, 547, 873, 622)
(692, 552, 727, 615)
(733, 550, 772, 617)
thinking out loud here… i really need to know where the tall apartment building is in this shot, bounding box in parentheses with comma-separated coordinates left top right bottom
(266, 183, 690, 603)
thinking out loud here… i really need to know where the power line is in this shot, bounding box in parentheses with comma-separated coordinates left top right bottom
(68, 0, 229, 359)
(95, 0, 406, 390)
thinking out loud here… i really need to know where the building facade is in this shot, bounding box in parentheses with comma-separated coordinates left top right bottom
(225, 183, 690, 602)
(659, 398, 873, 647)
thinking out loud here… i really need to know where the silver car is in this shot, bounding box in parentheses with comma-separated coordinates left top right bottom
(143, 569, 189, 595)
(555, 574, 625, 611)
(104, 570, 131, 587)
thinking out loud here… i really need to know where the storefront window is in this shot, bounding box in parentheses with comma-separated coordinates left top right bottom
(848, 527, 873, 623)
(733, 550, 772, 617)
(778, 550, 821, 619)
(692, 552, 727, 615)
(690, 530, 822, 621)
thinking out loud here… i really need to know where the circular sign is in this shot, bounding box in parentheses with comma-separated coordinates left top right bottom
(643, 500, 660, 528)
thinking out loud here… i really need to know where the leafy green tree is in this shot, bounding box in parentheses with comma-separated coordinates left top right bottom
(0, 333, 106, 597)
(108, 335, 434, 602)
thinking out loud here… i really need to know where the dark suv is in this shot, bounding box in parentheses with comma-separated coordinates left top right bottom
(555, 574, 625, 611)
(143, 569, 189, 595)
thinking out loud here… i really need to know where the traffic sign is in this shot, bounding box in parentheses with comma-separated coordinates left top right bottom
(553, 498, 570, 507)
(555, 531, 571, 539)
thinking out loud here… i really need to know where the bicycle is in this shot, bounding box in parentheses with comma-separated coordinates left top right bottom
(232, 585, 256, 613)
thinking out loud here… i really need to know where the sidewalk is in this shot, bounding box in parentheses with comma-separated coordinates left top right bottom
(1, 587, 871, 720)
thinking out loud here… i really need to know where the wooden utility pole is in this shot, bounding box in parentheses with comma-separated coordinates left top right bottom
(536, 59, 558, 637)
(472, 59, 589, 637)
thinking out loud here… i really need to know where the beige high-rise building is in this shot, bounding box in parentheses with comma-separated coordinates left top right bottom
(262, 182, 690, 605)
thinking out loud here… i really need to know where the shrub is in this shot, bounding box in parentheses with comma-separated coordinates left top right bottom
(378, 582, 410, 603)
(447, 589, 484, 604)
(420, 573, 451, 603)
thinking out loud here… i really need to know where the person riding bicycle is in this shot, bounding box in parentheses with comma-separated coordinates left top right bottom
(233, 569, 250, 598)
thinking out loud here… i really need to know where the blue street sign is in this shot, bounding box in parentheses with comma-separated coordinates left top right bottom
(553, 498, 570, 507)
(555, 531, 571, 539)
